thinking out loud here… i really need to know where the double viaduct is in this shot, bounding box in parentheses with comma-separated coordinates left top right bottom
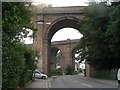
(32, 6, 92, 76)
(51, 39, 79, 71)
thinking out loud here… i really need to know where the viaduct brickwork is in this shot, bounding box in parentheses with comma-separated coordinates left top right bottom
(32, 6, 87, 76)
(51, 39, 80, 70)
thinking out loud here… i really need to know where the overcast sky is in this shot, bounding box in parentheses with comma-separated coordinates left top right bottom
(37, 0, 89, 6)
(51, 28, 83, 42)
(32, 0, 117, 7)
(32, 0, 110, 7)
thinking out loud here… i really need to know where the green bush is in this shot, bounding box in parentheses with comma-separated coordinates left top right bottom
(73, 71, 78, 74)
(92, 69, 117, 80)
(2, 2, 36, 89)
(19, 46, 36, 87)
(2, 43, 37, 89)
(51, 68, 62, 75)
(65, 65, 74, 75)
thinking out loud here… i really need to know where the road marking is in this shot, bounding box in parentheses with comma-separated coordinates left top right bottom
(46, 80, 51, 89)
(81, 83, 93, 87)
(74, 80, 79, 83)
(67, 76, 72, 80)
(46, 81, 49, 89)
(49, 81, 51, 88)
(67, 76, 70, 78)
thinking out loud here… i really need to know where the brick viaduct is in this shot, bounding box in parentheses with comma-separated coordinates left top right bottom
(32, 6, 92, 76)
(51, 39, 79, 71)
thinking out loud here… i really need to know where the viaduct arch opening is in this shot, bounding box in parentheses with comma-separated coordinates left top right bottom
(47, 16, 80, 41)
(45, 17, 82, 76)
(50, 47, 64, 75)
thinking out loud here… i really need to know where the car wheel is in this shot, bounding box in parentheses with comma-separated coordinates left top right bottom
(42, 76, 46, 79)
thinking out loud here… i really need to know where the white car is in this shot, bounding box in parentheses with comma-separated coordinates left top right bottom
(33, 70, 48, 79)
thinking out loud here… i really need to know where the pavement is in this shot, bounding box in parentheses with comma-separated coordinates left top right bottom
(26, 79, 49, 88)
(26, 75, 61, 88)
(90, 77, 117, 86)
(26, 75, 58, 88)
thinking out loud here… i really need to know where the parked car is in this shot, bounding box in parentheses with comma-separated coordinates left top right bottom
(33, 69, 47, 79)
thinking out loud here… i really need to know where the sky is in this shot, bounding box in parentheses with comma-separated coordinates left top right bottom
(32, 0, 89, 6)
(51, 28, 83, 42)
(38, 0, 89, 7)
(32, 0, 116, 7)
(22, 29, 33, 44)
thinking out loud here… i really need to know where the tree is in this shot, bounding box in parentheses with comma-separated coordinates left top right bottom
(78, 2, 119, 69)
(106, 3, 120, 68)
(2, 2, 36, 89)
(65, 65, 74, 75)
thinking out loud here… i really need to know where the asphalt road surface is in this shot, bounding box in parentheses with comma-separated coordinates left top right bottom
(28, 75, 119, 90)
(49, 75, 118, 88)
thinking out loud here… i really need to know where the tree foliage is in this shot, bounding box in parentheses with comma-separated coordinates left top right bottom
(79, 2, 120, 69)
(2, 2, 37, 89)
(65, 65, 74, 75)
(106, 3, 120, 68)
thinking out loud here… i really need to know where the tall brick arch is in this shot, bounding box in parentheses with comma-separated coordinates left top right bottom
(46, 16, 80, 41)
(33, 6, 85, 76)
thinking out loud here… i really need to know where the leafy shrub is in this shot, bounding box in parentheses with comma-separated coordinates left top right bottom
(92, 69, 117, 80)
(2, 43, 37, 89)
(65, 65, 74, 75)
(51, 68, 62, 75)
